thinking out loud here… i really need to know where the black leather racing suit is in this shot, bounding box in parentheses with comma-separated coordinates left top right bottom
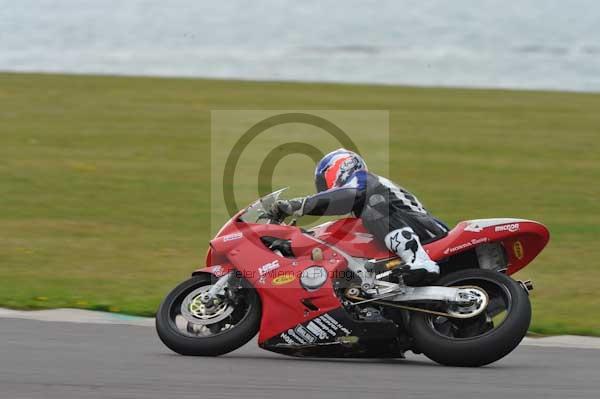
(300, 170, 448, 244)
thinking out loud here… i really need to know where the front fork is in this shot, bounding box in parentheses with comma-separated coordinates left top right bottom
(202, 272, 234, 304)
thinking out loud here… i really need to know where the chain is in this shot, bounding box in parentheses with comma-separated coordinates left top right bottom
(345, 293, 456, 318)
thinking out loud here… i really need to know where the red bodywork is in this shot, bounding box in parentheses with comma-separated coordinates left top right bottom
(199, 211, 549, 345)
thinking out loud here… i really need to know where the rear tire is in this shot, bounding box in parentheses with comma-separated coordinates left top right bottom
(156, 275, 261, 356)
(410, 269, 531, 367)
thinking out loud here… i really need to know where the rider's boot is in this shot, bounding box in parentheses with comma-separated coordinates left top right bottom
(384, 227, 440, 285)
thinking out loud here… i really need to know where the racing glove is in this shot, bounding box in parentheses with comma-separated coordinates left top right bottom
(271, 198, 306, 218)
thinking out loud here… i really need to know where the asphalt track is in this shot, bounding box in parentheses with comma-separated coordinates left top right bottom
(1, 319, 599, 399)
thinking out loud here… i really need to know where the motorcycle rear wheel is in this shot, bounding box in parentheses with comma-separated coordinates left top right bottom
(410, 269, 531, 367)
(156, 274, 261, 356)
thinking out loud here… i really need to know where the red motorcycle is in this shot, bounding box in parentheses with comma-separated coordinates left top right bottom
(156, 189, 550, 366)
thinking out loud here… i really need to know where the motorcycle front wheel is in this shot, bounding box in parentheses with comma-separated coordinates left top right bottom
(156, 274, 261, 356)
(410, 268, 531, 367)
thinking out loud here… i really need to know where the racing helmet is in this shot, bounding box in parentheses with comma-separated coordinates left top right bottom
(314, 148, 367, 192)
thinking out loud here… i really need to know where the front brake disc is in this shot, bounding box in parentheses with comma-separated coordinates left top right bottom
(180, 286, 234, 325)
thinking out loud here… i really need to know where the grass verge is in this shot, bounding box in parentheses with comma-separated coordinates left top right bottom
(1, 72, 599, 335)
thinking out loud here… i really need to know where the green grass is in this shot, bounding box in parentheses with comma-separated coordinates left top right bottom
(1, 72, 599, 334)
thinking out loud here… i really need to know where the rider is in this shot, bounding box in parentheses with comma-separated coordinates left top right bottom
(271, 148, 448, 283)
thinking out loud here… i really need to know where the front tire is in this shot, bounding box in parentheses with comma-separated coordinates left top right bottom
(410, 269, 531, 367)
(156, 275, 261, 356)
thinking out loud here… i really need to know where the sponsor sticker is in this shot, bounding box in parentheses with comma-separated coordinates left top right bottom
(286, 328, 307, 344)
(465, 219, 525, 233)
(320, 314, 351, 336)
(272, 274, 295, 286)
(294, 325, 317, 343)
(313, 317, 336, 337)
(513, 241, 524, 260)
(258, 259, 280, 276)
(443, 237, 489, 255)
(495, 223, 520, 233)
(279, 314, 351, 345)
(306, 321, 328, 340)
(280, 333, 295, 345)
(211, 265, 225, 276)
(223, 232, 243, 242)
(279, 314, 352, 345)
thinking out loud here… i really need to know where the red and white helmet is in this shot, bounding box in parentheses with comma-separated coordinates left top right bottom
(314, 148, 367, 192)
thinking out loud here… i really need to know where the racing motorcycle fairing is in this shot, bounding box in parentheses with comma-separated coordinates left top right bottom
(424, 218, 550, 274)
(201, 220, 347, 343)
(305, 216, 549, 275)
